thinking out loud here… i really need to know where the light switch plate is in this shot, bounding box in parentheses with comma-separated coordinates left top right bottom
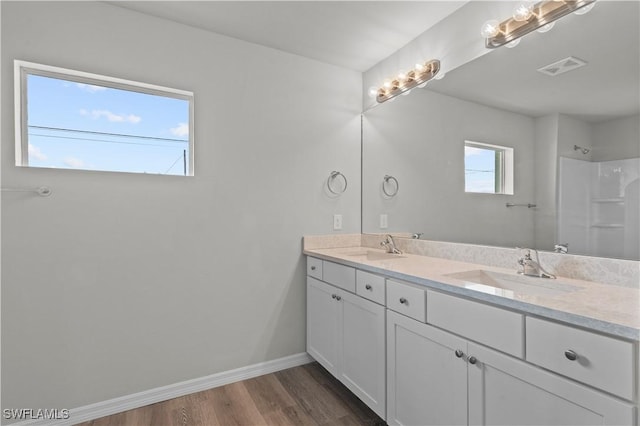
(380, 214, 388, 229)
(333, 214, 343, 230)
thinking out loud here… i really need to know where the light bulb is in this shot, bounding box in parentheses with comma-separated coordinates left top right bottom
(574, 2, 595, 15)
(505, 38, 521, 48)
(537, 22, 555, 33)
(368, 87, 378, 98)
(383, 80, 392, 89)
(415, 63, 426, 73)
(513, 3, 533, 21)
(480, 20, 500, 38)
(397, 71, 408, 84)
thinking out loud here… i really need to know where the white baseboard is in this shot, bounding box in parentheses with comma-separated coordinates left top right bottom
(11, 352, 313, 426)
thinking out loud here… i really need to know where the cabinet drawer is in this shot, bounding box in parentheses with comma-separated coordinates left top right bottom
(323, 261, 356, 293)
(386, 279, 426, 322)
(356, 270, 385, 305)
(526, 317, 635, 400)
(427, 291, 524, 358)
(307, 257, 322, 280)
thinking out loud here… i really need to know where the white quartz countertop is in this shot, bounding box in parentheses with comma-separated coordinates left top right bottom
(304, 246, 640, 341)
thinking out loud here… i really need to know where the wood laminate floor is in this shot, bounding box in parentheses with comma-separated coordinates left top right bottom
(76, 362, 386, 426)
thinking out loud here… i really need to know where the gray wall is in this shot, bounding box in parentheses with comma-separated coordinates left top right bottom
(362, 88, 536, 248)
(1, 1, 361, 414)
(592, 114, 640, 162)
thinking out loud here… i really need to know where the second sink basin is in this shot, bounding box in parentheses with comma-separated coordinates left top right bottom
(445, 269, 580, 297)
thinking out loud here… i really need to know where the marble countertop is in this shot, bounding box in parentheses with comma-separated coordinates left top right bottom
(304, 246, 640, 341)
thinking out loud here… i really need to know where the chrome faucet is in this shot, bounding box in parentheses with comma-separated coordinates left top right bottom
(381, 234, 402, 254)
(517, 248, 556, 279)
(554, 243, 569, 254)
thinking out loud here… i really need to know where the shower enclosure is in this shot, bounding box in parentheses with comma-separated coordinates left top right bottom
(558, 156, 640, 260)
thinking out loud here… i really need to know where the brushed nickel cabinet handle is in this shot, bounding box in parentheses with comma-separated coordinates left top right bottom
(331, 294, 337, 299)
(336, 295, 342, 301)
(399, 297, 408, 305)
(311, 266, 316, 271)
(365, 284, 372, 290)
(455, 349, 464, 358)
(468, 356, 477, 365)
(564, 350, 578, 361)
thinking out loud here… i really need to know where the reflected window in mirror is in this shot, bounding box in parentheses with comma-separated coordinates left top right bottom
(464, 141, 514, 195)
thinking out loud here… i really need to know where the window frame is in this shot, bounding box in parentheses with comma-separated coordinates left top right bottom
(14, 60, 195, 175)
(464, 140, 514, 195)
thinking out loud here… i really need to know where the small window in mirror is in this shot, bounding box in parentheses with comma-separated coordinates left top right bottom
(464, 141, 514, 194)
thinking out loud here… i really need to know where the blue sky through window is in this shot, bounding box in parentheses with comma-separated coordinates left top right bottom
(465, 145, 496, 193)
(26, 74, 190, 175)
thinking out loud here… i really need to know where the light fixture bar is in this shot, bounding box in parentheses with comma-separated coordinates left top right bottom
(376, 59, 440, 104)
(485, 0, 596, 49)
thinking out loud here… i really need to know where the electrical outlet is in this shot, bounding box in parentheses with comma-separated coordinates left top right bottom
(380, 214, 388, 229)
(333, 214, 343, 230)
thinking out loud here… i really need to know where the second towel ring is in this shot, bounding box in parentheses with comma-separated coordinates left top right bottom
(382, 175, 399, 197)
(327, 171, 348, 195)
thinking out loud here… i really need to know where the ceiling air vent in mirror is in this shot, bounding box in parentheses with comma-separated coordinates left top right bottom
(537, 56, 587, 76)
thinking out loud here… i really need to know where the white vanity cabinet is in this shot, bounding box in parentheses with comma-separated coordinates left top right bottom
(306, 259, 386, 418)
(467, 341, 635, 426)
(305, 254, 638, 426)
(386, 310, 467, 426)
(387, 309, 635, 426)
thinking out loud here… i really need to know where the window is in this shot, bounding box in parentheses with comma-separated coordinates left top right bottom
(464, 140, 514, 194)
(15, 61, 194, 175)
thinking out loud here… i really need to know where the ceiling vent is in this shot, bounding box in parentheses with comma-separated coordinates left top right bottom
(537, 56, 587, 76)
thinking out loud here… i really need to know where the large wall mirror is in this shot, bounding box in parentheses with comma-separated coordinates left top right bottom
(362, 1, 639, 261)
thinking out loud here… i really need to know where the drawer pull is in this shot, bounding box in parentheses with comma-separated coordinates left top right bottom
(454, 349, 464, 358)
(564, 350, 578, 361)
(399, 297, 408, 305)
(311, 266, 316, 271)
(468, 356, 477, 365)
(336, 295, 342, 301)
(365, 284, 372, 290)
(331, 294, 337, 299)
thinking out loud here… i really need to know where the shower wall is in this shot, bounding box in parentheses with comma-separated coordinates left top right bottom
(558, 157, 640, 260)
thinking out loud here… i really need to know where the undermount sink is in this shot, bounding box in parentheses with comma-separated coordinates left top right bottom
(445, 269, 580, 298)
(346, 250, 407, 261)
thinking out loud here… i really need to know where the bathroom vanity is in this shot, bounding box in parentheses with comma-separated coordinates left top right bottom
(304, 238, 639, 426)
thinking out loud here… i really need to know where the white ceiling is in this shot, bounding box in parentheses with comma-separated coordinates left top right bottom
(107, 1, 467, 72)
(426, 1, 639, 122)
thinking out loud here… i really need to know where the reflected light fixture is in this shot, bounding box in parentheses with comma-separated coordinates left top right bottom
(375, 59, 440, 103)
(482, 0, 596, 49)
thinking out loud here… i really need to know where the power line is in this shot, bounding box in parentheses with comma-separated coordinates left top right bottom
(164, 153, 185, 174)
(28, 125, 188, 143)
(465, 169, 494, 174)
(29, 133, 181, 148)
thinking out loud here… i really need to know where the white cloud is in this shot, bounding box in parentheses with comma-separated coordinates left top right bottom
(64, 157, 85, 168)
(28, 144, 47, 161)
(75, 83, 107, 93)
(80, 109, 141, 124)
(170, 123, 189, 137)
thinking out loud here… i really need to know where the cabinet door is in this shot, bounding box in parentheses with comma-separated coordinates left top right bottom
(467, 342, 636, 426)
(387, 310, 467, 426)
(307, 277, 341, 375)
(340, 290, 386, 418)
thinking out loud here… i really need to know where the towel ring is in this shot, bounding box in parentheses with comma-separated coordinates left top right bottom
(382, 175, 399, 197)
(327, 171, 347, 195)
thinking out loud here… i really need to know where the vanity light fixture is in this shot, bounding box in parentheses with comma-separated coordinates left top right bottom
(482, 0, 596, 49)
(375, 59, 440, 103)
